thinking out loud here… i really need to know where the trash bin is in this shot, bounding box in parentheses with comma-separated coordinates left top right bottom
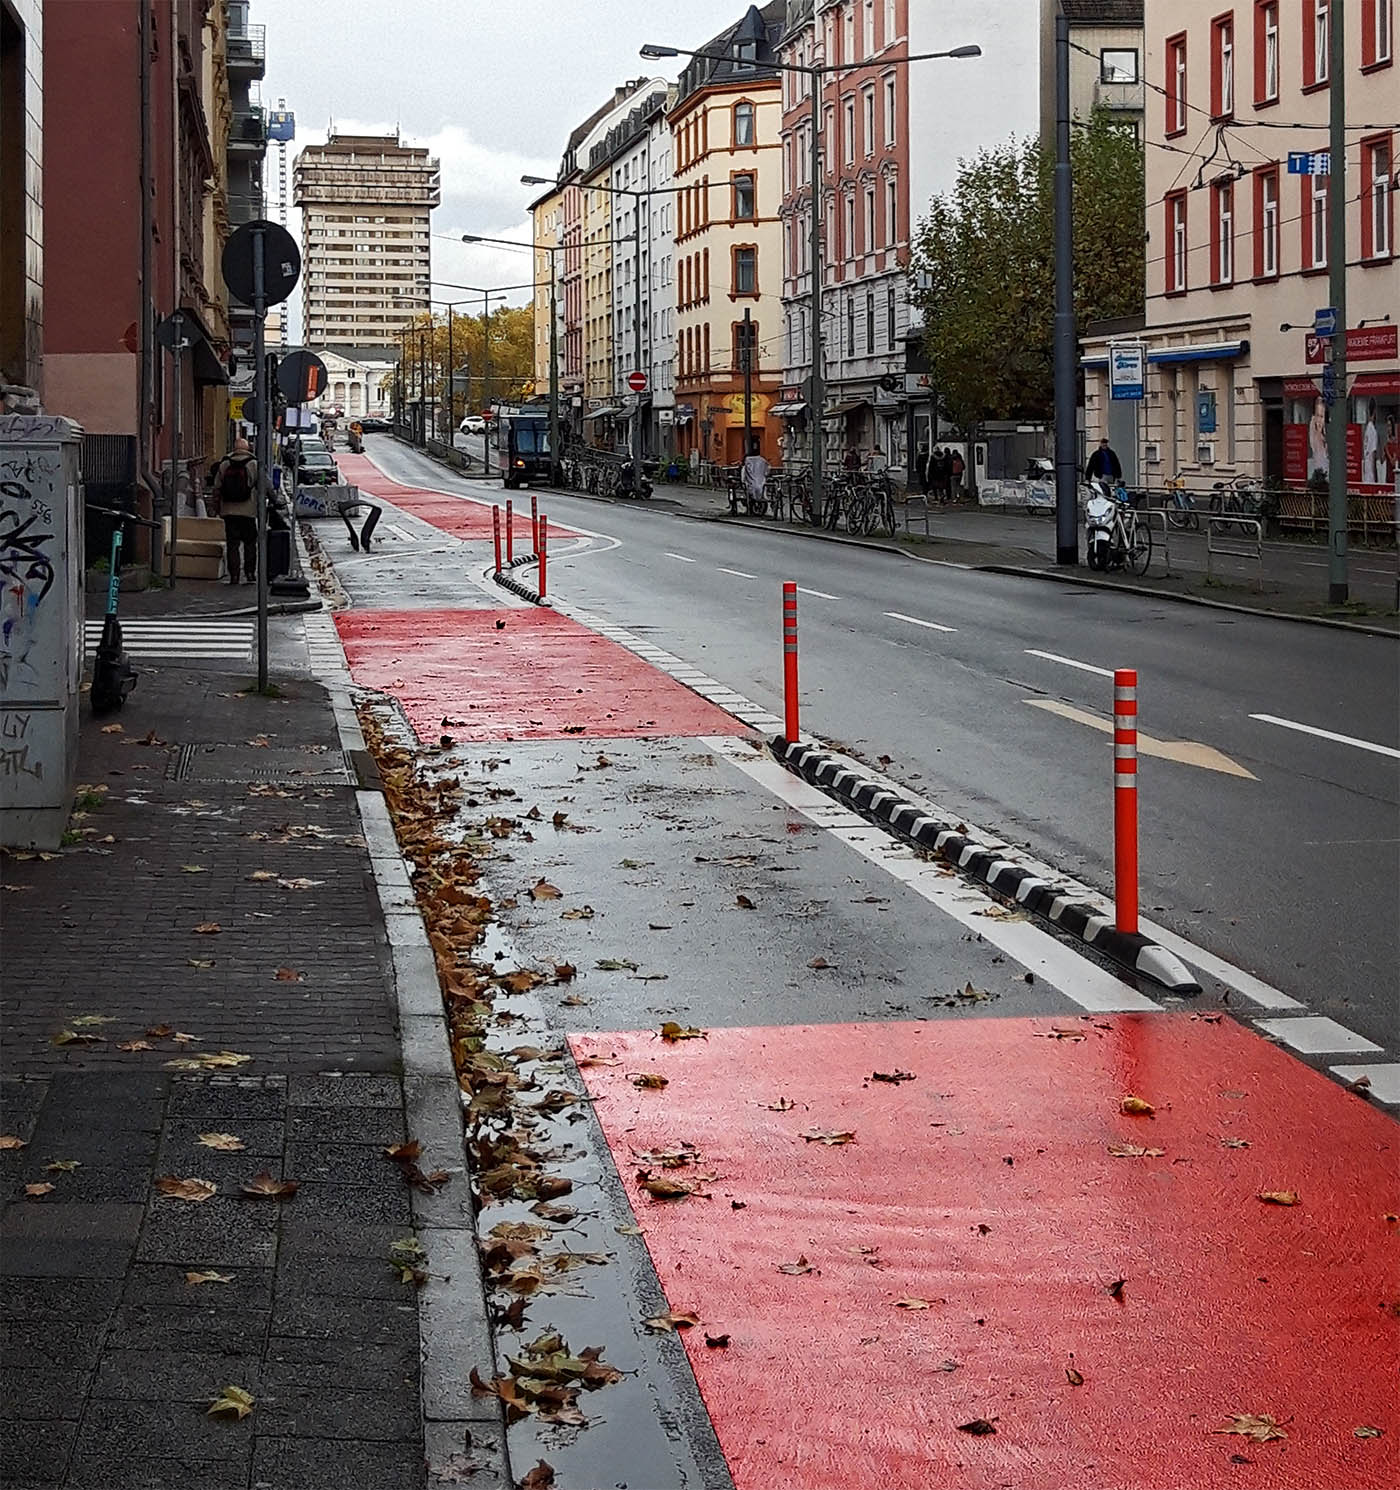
(1, 414, 86, 849)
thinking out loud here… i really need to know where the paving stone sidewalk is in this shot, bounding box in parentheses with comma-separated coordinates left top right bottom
(0, 668, 491, 1489)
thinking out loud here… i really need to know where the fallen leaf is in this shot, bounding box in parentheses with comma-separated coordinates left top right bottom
(936, 1358, 961, 1373)
(519, 1461, 555, 1490)
(274, 967, 305, 982)
(596, 958, 638, 972)
(384, 1141, 423, 1163)
(43, 1159, 81, 1173)
(1214, 1413, 1287, 1443)
(802, 1128, 856, 1146)
(765, 1097, 795, 1111)
(559, 993, 591, 1007)
(246, 870, 277, 882)
(51, 1030, 104, 1046)
(164, 1051, 250, 1071)
(185, 1270, 234, 1286)
(640, 1176, 702, 1200)
(0, 1136, 27, 1150)
(1107, 1143, 1165, 1158)
(146, 1024, 176, 1038)
(240, 1172, 298, 1200)
(101, 722, 124, 733)
(1220, 1137, 1251, 1149)
(631, 1072, 669, 1089)
(276, 877, 325, 891)
(207, 1385, 255, 1421)
(736, 894, 756, 910)
(1257, 1190, 1300, 1206)
(1035, 1027, 1086, 1041)
(956, 1418, 998, 1436)
(777, 1255, 814, 1275)
(181, 864, 207, 874)
(529, 880, 562, 901)
(870, 1070, 915, 1084)
(187, 959, 215, 970)
(116, 1039, 153, 1052)
(1066, 1365, 1085, 1386)
(808, 956, 834, 970)
(24, 1182, 55, 1197)
(643, 1310, 701, 1332)
(894, 1298, 931, 1310)
(197, 1133, 246, 1152)
(155, 1176, 217, 1203)
(1120, 1095, 1156, 1117)
(704, 1333, 731, 1348)
(659, 1021, 706, 1042)
(388, 1236, 429, 1285)
(553, 963, 577, 982)
(192, 922, 222, 935)
(1354, 1426, 1384, 1439)
(70, 1014, 116, 1027)
(560, 906, 595, 920)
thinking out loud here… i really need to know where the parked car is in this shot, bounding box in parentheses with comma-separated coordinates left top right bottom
(359, 415, 392, 433)
(295, 450, 340, 487)
(459, 415, 486, 436)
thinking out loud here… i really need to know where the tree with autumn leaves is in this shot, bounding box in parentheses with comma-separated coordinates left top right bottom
(395, 304, 537, 419)
(910, 108, 1145, 434)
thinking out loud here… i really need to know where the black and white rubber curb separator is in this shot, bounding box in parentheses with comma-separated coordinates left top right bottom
(772, 736, 1203, 997)
(492, 566, 550, 606)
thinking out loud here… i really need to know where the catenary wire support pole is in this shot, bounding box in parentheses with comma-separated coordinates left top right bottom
(252, 227, 270, 691)
(168, 311, 185, 589)
(1053, 8, 1078, 566)
(492, 504, 502, 575)
(548, 253, 561, 484)
(538, 515, 548, 600)
(742, 305, 754, 459)
(1326, 0, 1349, 604)
(782, 581, 799, 741)
(808, 71, 824, 527)
(1113, 668, 1138, 935)
(506, 499, 514, 563)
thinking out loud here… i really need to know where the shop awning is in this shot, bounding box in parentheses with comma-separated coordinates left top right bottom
(181, 308, 229, 386)
(583, 406, 622, 420)
(1352, 371, 1400, 396)
(1081, 339, 1249, 370)
(822, 399, 870, 419)
(772, 402, 808, 418)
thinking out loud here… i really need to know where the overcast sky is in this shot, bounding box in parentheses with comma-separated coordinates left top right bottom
(261, 0, 1039, 340)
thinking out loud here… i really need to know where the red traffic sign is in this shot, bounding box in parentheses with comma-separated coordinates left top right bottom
(627, 371, 648, 393)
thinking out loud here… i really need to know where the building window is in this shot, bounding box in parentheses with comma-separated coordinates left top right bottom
(1211, 14, 1234, 118)
(1304, 172, 1328, 267)
(734, 245, 757, 295)
(864, 187, 876, 249)
(733, 172, 755, 221)
(1101, 48, 1139, 81)
(886, 283, 897, 346)
(1362, 0, 1394, 65)
(1362, 134, 1393, 258)
(1255, 2, 1280, 102)
(843, 97, 855, 164)
(1166, 190, 1188, 292)
(1211, 179, 1234, 283)
(845, 296, 855, 357)
(863, 0, 875, 56)
(1166, 34, 1188, 136)
(886, 177, 898, 241)
(1254, 166, 1280, 276)
(884, 0, 896, 46)
(842, 6, 854, 63)
(734, 316, 758, 371)
(865, 289, 875, 353)
(735, 100, 755, 147)
(843, 195, 855, 259)
(863, 88, 875, 154)
(1304, 0, 1330, 86)
(884, 76, 897, 144)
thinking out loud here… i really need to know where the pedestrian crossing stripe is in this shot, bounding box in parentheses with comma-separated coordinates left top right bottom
(83, 620, 255, 661)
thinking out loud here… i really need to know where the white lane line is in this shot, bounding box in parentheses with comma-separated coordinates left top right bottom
(664, 552, 697, 563)
(885, 611, 957, 633)
(1025, 649, 1115, 678)
(705, 735, 1159, 1015)
(1254, 1016, 1383, 1055)
(797, 586, 840, 600)
(1248, 713, 1400, 761)
(1328, 1063, 1400, 1105)
(717, 566, 758, 580)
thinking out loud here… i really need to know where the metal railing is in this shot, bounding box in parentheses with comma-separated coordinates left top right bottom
(226, 22, 266, 68)
(1206, 514, 1264, 590)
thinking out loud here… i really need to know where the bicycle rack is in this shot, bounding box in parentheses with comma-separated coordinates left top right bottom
(1205, 515, 1264, 590)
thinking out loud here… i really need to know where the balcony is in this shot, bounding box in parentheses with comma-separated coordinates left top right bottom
(1094, 78, 1145, 112)
(229, 105, 267, 155)
(227, 22, 266, 78)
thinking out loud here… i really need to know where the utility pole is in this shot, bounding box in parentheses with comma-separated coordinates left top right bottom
(417, 328, 426, 447)
(1052, 6, 1078, 565)
(808, 66, 824, 519)
(548, 253, 561, 483)
(742, 304, 754, 457)
(251, 228, 270, 691)
(633, 194, 644, 469)
(168, 311, 185, 588)
(1325, 0, 1349, 604)
(481, 290, 492, 472)
(446, 308, 454, 441)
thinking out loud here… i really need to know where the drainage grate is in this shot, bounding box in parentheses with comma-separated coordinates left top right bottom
(168, 743, 355, 785)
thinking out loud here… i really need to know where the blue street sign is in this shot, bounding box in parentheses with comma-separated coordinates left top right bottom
(1322, 362, 1337, 406)
(1287, 150, 1330, 175)
(1314, 306, 1338, 338)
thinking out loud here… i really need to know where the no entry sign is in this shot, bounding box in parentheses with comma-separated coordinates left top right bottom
(627, 371, 648, 393)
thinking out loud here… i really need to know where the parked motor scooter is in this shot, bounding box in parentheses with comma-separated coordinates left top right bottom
(1084, 478, 1121, 571)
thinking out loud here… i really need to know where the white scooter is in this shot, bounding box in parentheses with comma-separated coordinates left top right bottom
(1085, 477, 1124, 571)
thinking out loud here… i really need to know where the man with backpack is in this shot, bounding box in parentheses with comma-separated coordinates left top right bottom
(213, 436, 259, 585)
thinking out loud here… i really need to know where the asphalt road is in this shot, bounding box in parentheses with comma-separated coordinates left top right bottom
(364, 438, 1400, 1047)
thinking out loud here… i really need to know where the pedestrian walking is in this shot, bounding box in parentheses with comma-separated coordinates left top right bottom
(949, 448, 966, 499)
(916, 443, 930, 496)
(213, 436, 258, 585)
(1085, 437, 1123, 483)
(931, 447, 949, 503)
(741, 441, 770, 510)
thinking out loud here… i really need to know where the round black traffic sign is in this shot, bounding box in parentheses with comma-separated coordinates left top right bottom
(222, 220, 301, 309)
(277, 351, 328, 406)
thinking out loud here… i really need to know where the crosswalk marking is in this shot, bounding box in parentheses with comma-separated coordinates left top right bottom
(84, 619, 255, 662)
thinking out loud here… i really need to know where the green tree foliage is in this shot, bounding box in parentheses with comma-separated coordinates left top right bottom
(397, 304, 537, 415)
(910, 110, 1145, 430)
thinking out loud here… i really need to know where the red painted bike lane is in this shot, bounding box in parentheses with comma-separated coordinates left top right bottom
(571, 1014, 1398, 1490)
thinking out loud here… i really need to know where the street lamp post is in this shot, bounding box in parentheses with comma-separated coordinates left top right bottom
(640, 37, 980, 521)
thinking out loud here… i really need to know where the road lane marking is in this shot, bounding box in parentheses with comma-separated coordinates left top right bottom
(705, 736, 1159, 1013)
(1024, 648, 1115, 678)
(797, 586, 840, 600)
(665, 552, 696, 563)
(1328, 1063, 1400, 1105)
(717, 566, 757, 579)
(1254, 1016, 1383, 1055)
(1025, 698, 1257, 779)
(884, 611, 956, 633)
(1248, 713, 1400, 761)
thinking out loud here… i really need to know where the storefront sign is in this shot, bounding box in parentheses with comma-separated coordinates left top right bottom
(1305, 325, 1399, 364)
(1108, 342, 1145, 401)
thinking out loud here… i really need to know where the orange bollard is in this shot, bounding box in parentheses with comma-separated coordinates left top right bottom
(1113, 668, 1138, 935)
(492, 505, 502, 574)
(538, 516, 548, 600)
(782, 581, 799, 741)
(531, 492, 539, 555)
(505, 499, 514, 563)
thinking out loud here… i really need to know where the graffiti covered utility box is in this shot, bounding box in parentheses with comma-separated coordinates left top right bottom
(1, 415, 85, 849)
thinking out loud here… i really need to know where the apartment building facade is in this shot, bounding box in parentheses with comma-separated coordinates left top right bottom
(0, 0, 43, 403)
(671, 2, 786, 467)
(1038, 0, 1146, 145)
(1082, 0, 1396, 494)
(529, 185, 565, 404)
(294, 131, 440, 347)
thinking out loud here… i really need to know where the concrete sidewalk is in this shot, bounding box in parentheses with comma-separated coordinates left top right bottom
(0, 663, 507, 1488)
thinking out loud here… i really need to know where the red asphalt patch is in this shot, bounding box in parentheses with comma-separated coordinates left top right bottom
(335, 607, 748, 742)
(334, 452, 576, 542)
(571, 1015, 1399, 1490)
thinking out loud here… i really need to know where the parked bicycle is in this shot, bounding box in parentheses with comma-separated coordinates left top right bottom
(1209, 477, 1265, 533)
(1164, 475, 1199, 531)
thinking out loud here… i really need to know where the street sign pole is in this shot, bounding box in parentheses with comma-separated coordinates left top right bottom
(1053, 11, 1078, 565)
(252, 227, 270, 691)
(1325, 0, 1348, 604)
(170, 312, 184, 589)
